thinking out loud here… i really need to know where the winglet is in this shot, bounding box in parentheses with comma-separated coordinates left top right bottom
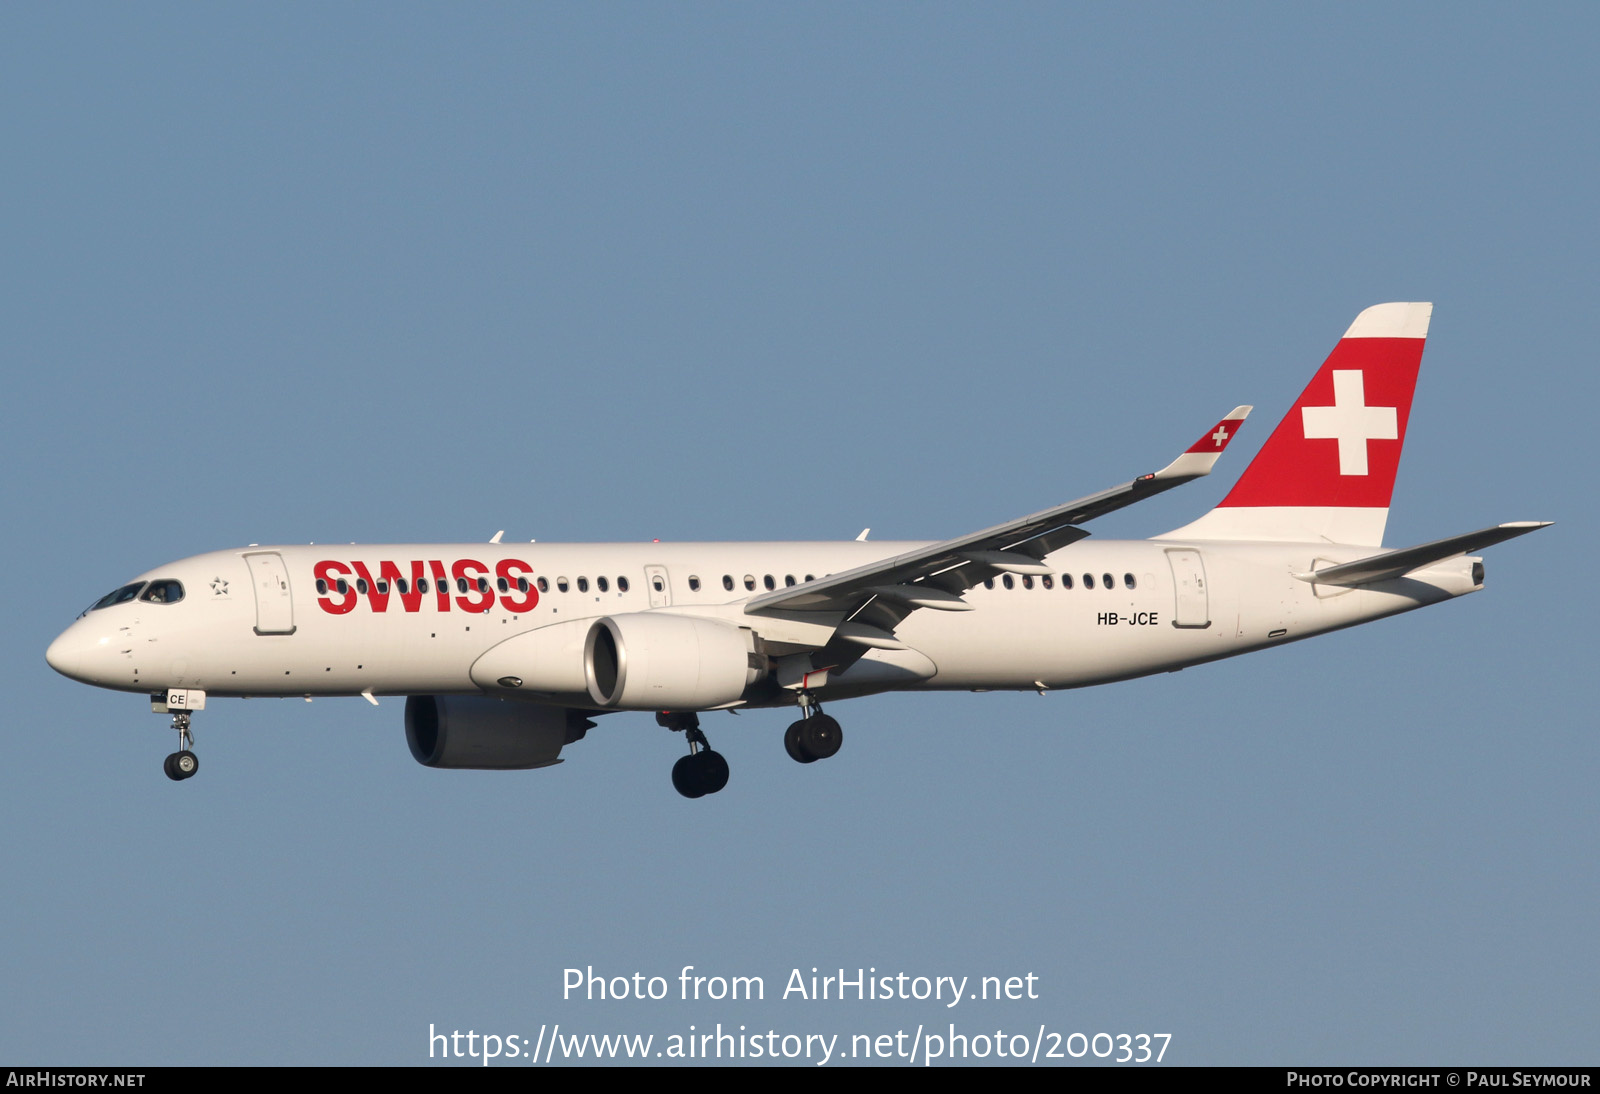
(1152, 406, 1253, 481)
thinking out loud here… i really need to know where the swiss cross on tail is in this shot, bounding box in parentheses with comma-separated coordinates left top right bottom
(1218, 302, 1430, 510)
(1301, 370, 1398, 475)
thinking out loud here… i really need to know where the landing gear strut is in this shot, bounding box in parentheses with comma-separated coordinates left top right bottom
(164, 710, 199, 782)
(657, 712, 729, 799)
(784, 691, 842, 764)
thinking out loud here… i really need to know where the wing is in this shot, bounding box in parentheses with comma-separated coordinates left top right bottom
(1294, 521, 1553, 587)
(745, 406, 1252, 650)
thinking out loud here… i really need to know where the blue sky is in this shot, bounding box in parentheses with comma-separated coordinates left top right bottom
(2, 4, 1593, 1065)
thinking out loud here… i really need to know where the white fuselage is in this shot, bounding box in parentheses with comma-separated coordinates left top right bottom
(46, 538, 1479, 707)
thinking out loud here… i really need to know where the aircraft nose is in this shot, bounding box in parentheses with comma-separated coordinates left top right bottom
(46, 622, 112, 685)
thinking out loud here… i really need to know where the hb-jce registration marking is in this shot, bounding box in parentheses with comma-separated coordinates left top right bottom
(1097, 612, 1160, 626)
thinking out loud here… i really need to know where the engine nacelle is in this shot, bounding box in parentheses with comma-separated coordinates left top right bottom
(404, 695, 587, 769)
(469, 617, 594, 697)
(584, 614, 765, 710)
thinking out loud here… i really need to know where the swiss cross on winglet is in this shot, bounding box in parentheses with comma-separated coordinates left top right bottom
(1151, 405, 1253, 481)
(1186, 408, 1250, 454)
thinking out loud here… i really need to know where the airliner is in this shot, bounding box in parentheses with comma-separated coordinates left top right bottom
(46, 303, 1549, 797)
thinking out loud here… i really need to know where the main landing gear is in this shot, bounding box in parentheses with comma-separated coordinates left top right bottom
(658, 712, 729, 799)
(784, 692, 843, 765)
(163, 709, 199, 782)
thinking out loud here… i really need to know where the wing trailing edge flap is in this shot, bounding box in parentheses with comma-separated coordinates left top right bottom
(744, 406, 1253, 650)
(1296, 522, 1553, 587)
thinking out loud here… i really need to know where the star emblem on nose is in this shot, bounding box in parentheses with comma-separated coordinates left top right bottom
(211, 578, 229, 596)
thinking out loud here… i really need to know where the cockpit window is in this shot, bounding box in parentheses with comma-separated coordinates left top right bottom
(91, 583, 146, 611)
(140, 580, 185, 604)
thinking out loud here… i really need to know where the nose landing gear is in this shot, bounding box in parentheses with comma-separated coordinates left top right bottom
(163, 709, 199, 782)
(658, 712, 729, 799)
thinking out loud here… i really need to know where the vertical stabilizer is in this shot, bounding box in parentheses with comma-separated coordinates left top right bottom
(1159, 302, 1431, 546)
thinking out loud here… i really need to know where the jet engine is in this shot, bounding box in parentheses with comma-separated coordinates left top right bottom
(584, 614, 765, 710)
(404, 695, 589, 769)
(469, 617, 593, 697)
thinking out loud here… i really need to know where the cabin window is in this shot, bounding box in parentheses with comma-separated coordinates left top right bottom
(1042, 575, 1054, 589)
(1061, 573, 1073, 590)
(763, 574, 776, 591)
(577, 577, 589, 593)
(536, 577, 548, 593)
(617, 576, 629, 592)
(1083, 574, 1094, 589)
(688, 576, 701, 592)
(785, 574, 796, 586)
(417, 578, 429, 593)
(497, 577, 509, 593)
(377, 581, 389, 594)
(517, 577, 529, 593)
(1021, 575, 1034, 590)
(557, 577, 569, 593)
(723, 575, 734, 591)
(743, 575, 756, 591)
(316, 579, 328, 595)
(357, 579, 369, 594)
(1002, 574, 1014, 589)
(1124, 573, 1136, 589)
(1102, 573, 1114, 591)
(597, 576, 609, 593)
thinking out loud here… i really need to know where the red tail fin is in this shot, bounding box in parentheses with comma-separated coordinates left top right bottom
(1161, 303, 1431, 546)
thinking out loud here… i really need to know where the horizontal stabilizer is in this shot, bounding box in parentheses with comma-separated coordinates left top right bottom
(1296, 522, 1553, 587)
